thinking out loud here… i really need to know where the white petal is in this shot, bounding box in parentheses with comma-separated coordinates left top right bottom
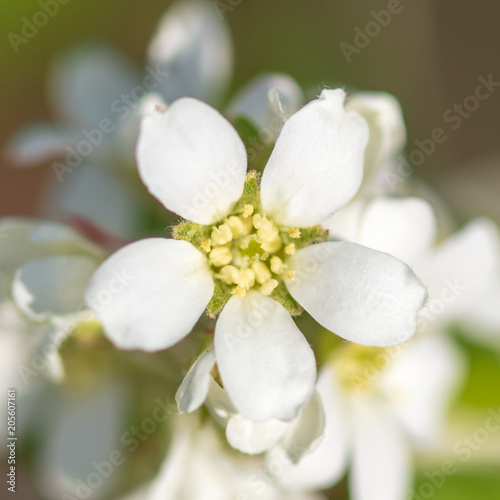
(5, 124, 80, 167)
(49, 42, 139, 127)
(287, 242, 427, 346)
(137, 98, 247, 224)
(226, 414, 289, 454)
(260, 89, 368, 227)
(270, 365, 349, 491)
(346, 92, 406, 183)
(85, 238, 214, 351)
(12, 256, 97, 320)
(0, 218, 104, 281)
(349, 398, 412, 500)
(205, 377, 237, 427)
(214, 291, 317, 421)
(176, 349, 216, 413)
(276, 389, 325, 464)
(419, 218, 500, 324)
(380, 336, 465, 447)
(358, 196, 437, 266)
(147, 0, 232, 105)
(227, 73, 304, 132)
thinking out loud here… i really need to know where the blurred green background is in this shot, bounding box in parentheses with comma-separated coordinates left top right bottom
(1, 1, 500, 499)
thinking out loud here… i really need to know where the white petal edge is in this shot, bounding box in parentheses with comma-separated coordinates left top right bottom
(286, 242, 427, 346)
(85, 238, 214, 351)
(260, 88, 368, 227)
(137, 98, 247, 224)
(214, 291, 317, 421)
(176, 349, 216, 413)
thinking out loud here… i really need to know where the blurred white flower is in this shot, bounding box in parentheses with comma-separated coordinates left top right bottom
(86, 89, 427, 423)
(0, 217, 105, 381)
(120, 415, 325, 500)
(269, 335, 465, 500)
(175, 348, 325, 459)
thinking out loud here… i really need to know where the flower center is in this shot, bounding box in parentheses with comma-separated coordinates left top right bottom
(201, 204, 300, 298)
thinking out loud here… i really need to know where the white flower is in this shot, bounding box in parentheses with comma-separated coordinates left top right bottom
(120, 415, 325, 500)
(269, 335, 465, 500)
(324, 195, 500, 347)
(86, 89, 427, 422)
(175, 348, 325, 458)
(0, 217, 105, 380)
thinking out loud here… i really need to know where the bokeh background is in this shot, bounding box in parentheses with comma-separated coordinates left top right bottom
(1, 1, 500, 499)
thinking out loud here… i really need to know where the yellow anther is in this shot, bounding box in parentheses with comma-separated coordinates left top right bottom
(289, 227, 301, 238)
(252, 213, 264, 229)
(242, 204, 254, 219)
(260, 279, 279, 296)
(231, 285, 246, 298)
(211, 224, 232, 245)
(270, 256, 285, 275)
(261, 236, 282, 253)
(226, 216, 244, 238)
(220, 265, 240, 284)
(284, 243, 296, 255)
(257, 224, 279, 242)
(201, 240, 212, 253)
(285, 269, 296, 280)
(252, 262, 272, 285)
(209, 246, 232, 267)
(238, 268, 255, 289)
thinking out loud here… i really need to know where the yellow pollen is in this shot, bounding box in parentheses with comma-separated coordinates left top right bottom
(201, 240, 212, 253)
(270, 256, 285, 275)
(252, 262, 272, 284)
(285, 269, 296, 280)
(231, 285, 246, 298)
(209, 246, 232, 266)
(289, 227, 301, 238)
(220, 265, 240, 284)
(242, 204, 254, 219)
(260, 279, 279, 296)
(284, 243, 296, 255)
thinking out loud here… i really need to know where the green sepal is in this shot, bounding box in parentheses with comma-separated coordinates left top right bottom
(206, 280, 232, 318)
(232, 170, 261, 213)
(171, 220, 211, 251)
(270, 282, 303, 316)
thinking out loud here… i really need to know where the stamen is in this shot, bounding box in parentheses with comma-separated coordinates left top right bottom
(260, 279, 279, 296)
(238, 268, 255, 289)
(284, 243, 296, 255)
(252, 262, 272, 284)
(252, 213, 264, 229)
(289, 227, 301, 238)
(220, 265, 240, 284)
(209, 246, 233, 266)
(270, 256, 285, 275)
(211, 224, 232, 245)
(285, 269, 296, 280)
